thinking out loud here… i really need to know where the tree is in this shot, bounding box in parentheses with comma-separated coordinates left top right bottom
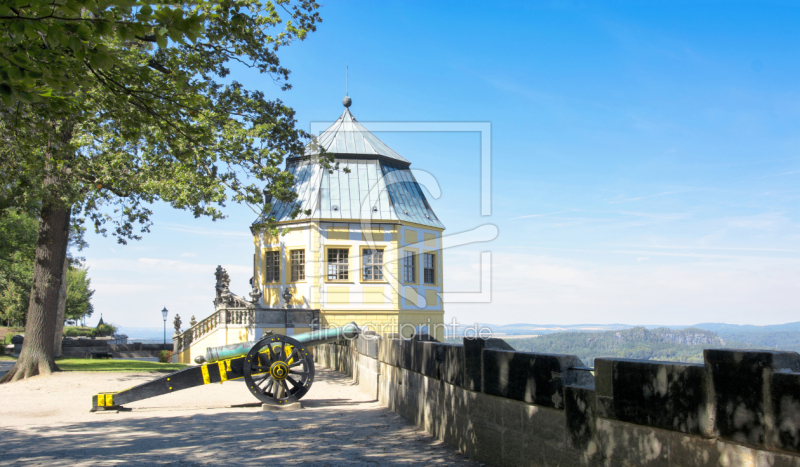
(0, 209, 38, 327)
(0, 0, 206, 106)
(0, 0, 325, 382)
(64, 266, 94, 323)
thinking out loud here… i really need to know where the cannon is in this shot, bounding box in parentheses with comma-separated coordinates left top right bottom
(91, 323, 359, 411)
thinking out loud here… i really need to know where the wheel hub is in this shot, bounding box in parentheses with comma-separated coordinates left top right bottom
(270, 361, 289, 381)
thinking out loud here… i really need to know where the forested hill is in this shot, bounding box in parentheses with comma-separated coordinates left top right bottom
(500, 327, 727, 366)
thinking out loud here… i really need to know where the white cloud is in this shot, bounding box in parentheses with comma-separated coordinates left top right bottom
(161, 222, 251, 238)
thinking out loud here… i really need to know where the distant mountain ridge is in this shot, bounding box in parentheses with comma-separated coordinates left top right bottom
(689, 322, 800, 333)
(459, 326, 728, 366)
(454, 321, 800, 336)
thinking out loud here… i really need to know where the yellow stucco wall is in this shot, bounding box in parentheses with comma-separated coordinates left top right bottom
(246, 220, 445, 341)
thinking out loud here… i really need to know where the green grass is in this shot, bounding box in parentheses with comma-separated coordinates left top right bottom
(2, 356, 186, 372)
(55, 358, 187, 372)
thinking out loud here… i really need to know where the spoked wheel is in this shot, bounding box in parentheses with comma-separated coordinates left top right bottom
(243, 334, 315, 406)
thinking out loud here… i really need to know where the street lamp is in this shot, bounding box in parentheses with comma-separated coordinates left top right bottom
(161, 307, 168, 351)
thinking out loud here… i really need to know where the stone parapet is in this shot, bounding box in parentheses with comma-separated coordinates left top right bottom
(316, 333, 800, 466)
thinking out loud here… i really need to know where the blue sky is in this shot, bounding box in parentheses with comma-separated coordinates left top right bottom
(84, 1, 800, 330)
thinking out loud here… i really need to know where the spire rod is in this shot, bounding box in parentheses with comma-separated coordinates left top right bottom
(342, 65, 352, 108)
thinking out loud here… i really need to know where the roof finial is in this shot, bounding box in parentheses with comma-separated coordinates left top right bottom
(342, 65, 352, 108)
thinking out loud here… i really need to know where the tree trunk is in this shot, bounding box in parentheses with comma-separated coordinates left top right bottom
(0, 203, 71, 382)
(53, 258, 69, 358)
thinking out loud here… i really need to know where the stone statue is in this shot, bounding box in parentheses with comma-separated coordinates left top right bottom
(214, 265, 257, 309)
(189, 315, 197, 328)
(173, 314, 182, 335)
(249, 283, 262, 304)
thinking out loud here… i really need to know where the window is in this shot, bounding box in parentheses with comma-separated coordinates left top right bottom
(362, 249, 384, 281)
(264, 250, 280, 283)
(327, 248, 349, 281)
(290, 249, 305, 282)
(423, 253, 435, 284)
(403, 251, 416, 283)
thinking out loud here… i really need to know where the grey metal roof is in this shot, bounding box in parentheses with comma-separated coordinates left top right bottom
(302, 108, 411, 164)
(254, 106, 442, 229)
(254, 159, 444, 229)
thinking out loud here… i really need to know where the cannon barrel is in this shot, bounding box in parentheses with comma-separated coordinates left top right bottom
(200, 322, 359, 364)
(91, 323, 359, 411)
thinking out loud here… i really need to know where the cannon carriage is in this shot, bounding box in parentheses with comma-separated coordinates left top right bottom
(92, 323, 359, 411)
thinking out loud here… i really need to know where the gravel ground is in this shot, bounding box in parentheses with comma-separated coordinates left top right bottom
(0, 367, 480, 466)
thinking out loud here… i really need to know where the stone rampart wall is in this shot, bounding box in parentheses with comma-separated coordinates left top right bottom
(314, 335, 800, 467)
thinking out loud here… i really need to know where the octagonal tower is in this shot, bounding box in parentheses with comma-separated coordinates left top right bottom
(252, 99, 445, 339)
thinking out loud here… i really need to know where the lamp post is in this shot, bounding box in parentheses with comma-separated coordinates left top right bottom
(161, 307, 168, 351)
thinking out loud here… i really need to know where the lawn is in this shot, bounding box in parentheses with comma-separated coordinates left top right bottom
(57, 358, 187, 372)
(0, 356, 186, 372)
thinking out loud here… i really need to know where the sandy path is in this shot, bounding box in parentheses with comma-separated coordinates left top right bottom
(0, 367, 479, 466)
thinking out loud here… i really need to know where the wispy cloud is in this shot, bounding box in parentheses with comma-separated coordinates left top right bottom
(161, 222, 251, 238)
(444, 250, 800, 326)
(617, 244, 800, 254)
(758, 170, 800, 179)
(606, 188, 704, 204)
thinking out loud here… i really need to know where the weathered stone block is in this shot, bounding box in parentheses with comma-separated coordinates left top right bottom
(500, 397, 524, 432)
(414, 341, 441, 379)
(522, 403, 567, 445)
(463, 337, 515, 392)
(593, 358, 710, 436)
(472, 422, 504, 466)
(355, 334, 379, 358)
(378, 337, 402, 366)
(422, 375, 444, 437)
(441, 344, 466, 389)
(705, 349, 800, 447)
(442, 382, 472, 455)
(669, 432, 765, 467)
(500, 427, 526, 467)
(483, 349, 588, 409)
(757, 451, 800, 467)
(398, 338, 414, 371)
(594, 418, 670, 467)
(542, 441, 583, 467)
(565, 385, 597, 451)
(521, 435, 548, 467)
(467, 389, 501, 427)
(770, 370, 800, 453)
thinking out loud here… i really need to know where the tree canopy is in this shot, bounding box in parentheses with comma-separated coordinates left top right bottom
(2, 0, 204, 106)
(2, 0, 325, 239)
(1, 0, 325, 382)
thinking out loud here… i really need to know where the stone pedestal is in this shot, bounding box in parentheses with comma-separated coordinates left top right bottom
(261, 402, 303, 412)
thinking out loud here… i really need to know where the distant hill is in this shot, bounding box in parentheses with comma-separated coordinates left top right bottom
(458, 327, 732, 367)
(688, 322, 800, 333)
(447, 321, 800, 338)
(448, 323, 638, 337)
